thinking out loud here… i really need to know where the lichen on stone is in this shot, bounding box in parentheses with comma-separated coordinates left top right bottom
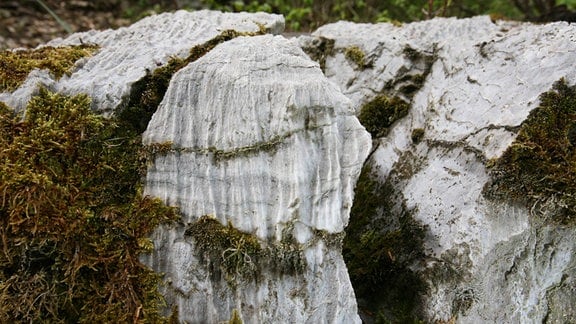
(484, 78, 576, 224)
(0, 44, 99, 92)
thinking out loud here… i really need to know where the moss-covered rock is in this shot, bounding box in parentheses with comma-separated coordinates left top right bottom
(120, 28, 266, 134)
(185, 215, 305, 285)
(343, 163, 427, 323)
(484, 78, 576, 224)
(358, 95, 410, 138)
(345, 45, 367, 69)
(0, 45, 99, 92)
(0, 89, 178, 323)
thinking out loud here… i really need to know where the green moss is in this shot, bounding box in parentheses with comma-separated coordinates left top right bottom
(358, 95, 410, 138)
(228, 308, 243, 324)
(402, 46, 421, 60)
(343, 163, 426, 323)
(0, 45, 99, 92)
(484, 78, 576, 224)
(0, 89, 179, 323)
(411, 128, 425, 143)
(185, 216, 262, 282)
(345, 45, 367, 69)
(185, 215, 305, 285)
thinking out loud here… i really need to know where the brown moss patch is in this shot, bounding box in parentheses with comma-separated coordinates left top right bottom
(0, 89, 178, 322)
(0, 45, 99, 92)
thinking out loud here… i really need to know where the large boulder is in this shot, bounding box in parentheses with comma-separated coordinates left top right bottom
(301, 16, 576, 323)
(141, 34, 370, 323)
(0, 10, 369, 324)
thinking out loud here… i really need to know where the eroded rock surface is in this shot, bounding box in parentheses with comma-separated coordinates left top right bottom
(0, 10, 369, 323)
(141, 34, 370, 322)
(301, 16, 576, 322)
(0, 10, 284, 114)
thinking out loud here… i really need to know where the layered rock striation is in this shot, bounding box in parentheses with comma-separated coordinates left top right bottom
(142, 34, 370, 323)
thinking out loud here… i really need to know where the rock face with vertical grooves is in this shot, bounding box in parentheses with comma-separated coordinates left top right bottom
(301, 16, 576, 323)
(141, 34, 370, 323)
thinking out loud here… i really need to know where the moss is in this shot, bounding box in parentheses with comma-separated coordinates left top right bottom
(228, 308, 243, 324)
(402, 45, 421, 60)
(345, 45, 367, 69)
(185, 216, 262, 282)
(411, 128, 425, 144)
(0, 89, 179, 322)
(358, 95, 410, 138)
(0, 45, 99, 92)
(484, 78, 576, 224)
(185, 215, 305, 286)
(343, 163, 427, 323)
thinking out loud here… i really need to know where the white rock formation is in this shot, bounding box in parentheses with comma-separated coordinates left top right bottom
(1, 10, 369, 323)
(142, 34, 370, 322)
(5, 8, 575, 323)
(0, 10, 284, 114)
(303, 16, 576, 322)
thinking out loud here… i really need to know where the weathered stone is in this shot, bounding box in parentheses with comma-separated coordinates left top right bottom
(141, 34, 370, 322)
(0, 10, 284, 114)
(301, 16, 576, 323)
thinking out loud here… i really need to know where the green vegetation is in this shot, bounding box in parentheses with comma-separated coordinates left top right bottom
(0, 45, 99, 92)
(0, 89, 179, 322)
(228, 308, 243, 324)
(411, 128, 425, 144)
(344, 45, 367, 69)
(358, 95, 410, 138)
(485, 78, 576, 224)
(343, 164, 427, 323)
(185, 216, 305, 285)
(196, 0, 571, 31)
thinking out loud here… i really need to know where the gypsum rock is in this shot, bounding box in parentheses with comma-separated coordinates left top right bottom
(141, 34, 371, 323)
(301, 16, 576, 323)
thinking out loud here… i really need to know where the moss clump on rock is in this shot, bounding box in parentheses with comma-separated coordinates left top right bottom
(186, 216, 263, 282)
(411, 128, 425, 144)
(0, 89, 178, 323)
(345, 45, 367, 69)
(485, 78, 576, 224)
(358, 95, 410, 138)
(343, 163, 426, 323)
(185, 215, 305, 285)
(0, 45, 99, 92)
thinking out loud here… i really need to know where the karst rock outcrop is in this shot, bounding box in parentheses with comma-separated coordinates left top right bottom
(1, 9, 576, 324)
(301, 15, 576, 323)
